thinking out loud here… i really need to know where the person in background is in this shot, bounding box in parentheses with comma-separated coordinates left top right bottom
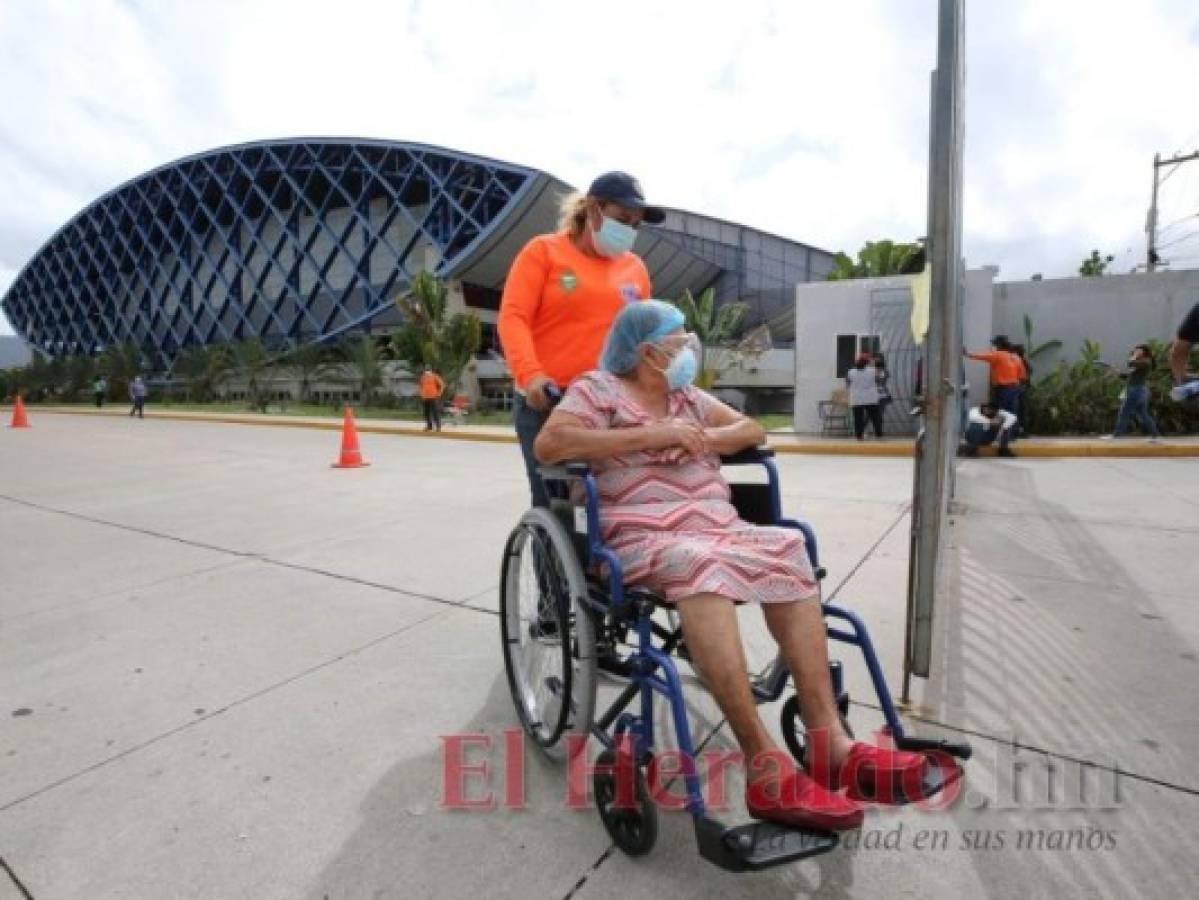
(128, 375, 147, 419)
(845, 353, 882, 440)
(418, 365, 445, 432)
(1102, 343, 1161, 443)
(873, 352, 891, 425)
(1012, 343, 1030, 437)
(960, 401, 1016, 458)
(92, 374, 107, 408)
(498, 171, 661, 507)
(1169, 302, 1199, 403)
(965, 335, 1026, 422)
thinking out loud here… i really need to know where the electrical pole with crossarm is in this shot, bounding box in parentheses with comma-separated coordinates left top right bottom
(1147, 149, 1199, 272)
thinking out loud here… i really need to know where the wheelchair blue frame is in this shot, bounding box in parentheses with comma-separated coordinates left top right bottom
(537, 447, 970, 869)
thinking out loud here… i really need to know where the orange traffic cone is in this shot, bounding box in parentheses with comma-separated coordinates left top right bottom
(9, 395, 30, 429)
(331, 406, 370, 468)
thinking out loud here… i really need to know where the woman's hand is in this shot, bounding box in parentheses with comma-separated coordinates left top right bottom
(646, 418, 710, 459)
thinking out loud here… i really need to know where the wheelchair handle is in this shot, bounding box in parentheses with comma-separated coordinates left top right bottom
(537, 461, 591, 481)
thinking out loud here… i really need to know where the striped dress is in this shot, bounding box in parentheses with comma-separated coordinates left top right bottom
(556, 371, 818, 605)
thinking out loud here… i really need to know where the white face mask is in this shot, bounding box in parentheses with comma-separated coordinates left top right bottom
(647, 333, 702, 390)
(591, 207, 637, 257)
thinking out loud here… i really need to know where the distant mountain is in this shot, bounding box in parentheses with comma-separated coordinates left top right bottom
(0, 335, 32, 369)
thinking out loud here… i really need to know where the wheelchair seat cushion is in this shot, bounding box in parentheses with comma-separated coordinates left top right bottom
(556, 371, 818, 605)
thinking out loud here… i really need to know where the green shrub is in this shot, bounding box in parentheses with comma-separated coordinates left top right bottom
(1025, 339, 1198, 435)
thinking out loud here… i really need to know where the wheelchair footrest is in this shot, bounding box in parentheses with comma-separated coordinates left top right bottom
(893, 734, 973, 761)
(694, 815, 838, 872)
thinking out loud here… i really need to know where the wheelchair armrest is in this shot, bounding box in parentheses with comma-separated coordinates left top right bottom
(719, 445, 775, 466)
(536, 460, 592, 481)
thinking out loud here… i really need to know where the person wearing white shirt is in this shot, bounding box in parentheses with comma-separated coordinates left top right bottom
(845, 354, 883, 440)
(961, 402, 1016, 457)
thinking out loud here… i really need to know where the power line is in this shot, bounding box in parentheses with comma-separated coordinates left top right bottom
(1156, 229, 1199, 251)
(1157, 211, 1199, 236)
(1146, 149, 1199, 270)
(1159, 160, 1191, 186)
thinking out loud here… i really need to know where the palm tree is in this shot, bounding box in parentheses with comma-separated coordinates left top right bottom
(827, 240, 925, 281)
(1020, 314, 1063, 370)
(173, 344, 232, 402)
(64, 353, 96, 400)
(670, 287, 754, 389)
(392, 271, 482, 393)
(228, 338, 274, 411)
(98, 343, 143, 401)
(336, 333, 387, 406)
(19, 351, 52, 401)
(278, 341, 335, 404)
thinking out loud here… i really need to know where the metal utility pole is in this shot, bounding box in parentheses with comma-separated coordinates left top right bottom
(903, 0, 965, 697)
(1147, 153, 1160, 272)
(1147, 149, 1199, 271)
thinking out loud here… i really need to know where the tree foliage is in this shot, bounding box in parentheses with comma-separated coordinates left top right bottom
(98, 343, 144, 400)
(1078, 249, 1114, 277)
(173, 344, 232, 402)
(1024, 339, 1198, 435)
(827, 240, 926, 281)
(227, 339, 275, 411)
(278, 341, 336, 403)
(391, 271, 481, 393)
(669, 287, 768, 389)
(336, 333, 388, 405)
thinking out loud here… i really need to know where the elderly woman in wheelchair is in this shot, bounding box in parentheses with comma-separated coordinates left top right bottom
(500, 300, 966, 868)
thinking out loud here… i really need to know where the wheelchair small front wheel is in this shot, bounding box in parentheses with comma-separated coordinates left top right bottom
(500, 507, 596, 760)
(593, 749, 658, 857)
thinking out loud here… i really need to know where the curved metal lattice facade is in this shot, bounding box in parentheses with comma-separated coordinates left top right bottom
(1, 139, 542, 362)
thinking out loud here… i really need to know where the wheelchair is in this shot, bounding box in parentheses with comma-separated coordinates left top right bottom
(499, 446, 971, 872)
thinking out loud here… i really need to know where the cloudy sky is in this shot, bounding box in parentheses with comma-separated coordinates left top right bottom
(2, 0, 1199, 336)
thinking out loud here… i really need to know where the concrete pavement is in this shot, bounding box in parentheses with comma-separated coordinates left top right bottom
(1, 414, 1197, 898)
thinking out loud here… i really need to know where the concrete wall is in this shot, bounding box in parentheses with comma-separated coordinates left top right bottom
(792, 276, 892, 433)
(792, 269, 995, 434)
(992, 269, 1199, 370)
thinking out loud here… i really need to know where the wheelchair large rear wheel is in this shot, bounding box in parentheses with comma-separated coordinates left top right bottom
(500, 507, 596, 759)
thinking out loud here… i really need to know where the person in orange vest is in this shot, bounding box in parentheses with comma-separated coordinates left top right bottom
(498, 171, 661, 506)
(965, 335, 1027, 424)
(418, 365, 445, 432)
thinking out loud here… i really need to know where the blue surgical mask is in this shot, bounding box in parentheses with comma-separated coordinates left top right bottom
(653, 345, 698, 390)
(593, 214, 636, 257)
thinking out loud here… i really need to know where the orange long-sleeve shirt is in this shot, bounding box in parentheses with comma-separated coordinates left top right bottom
(497, 232, 651, 390)
(967, 350, 1026, 386)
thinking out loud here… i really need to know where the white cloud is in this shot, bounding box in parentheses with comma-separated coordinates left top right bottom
(2, 0, 1198, 338)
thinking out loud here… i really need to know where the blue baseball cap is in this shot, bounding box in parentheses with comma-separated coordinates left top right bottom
(587, 172, 665, 224)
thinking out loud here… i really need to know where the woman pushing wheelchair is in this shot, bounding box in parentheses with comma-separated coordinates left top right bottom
(532, 300, 945, 833)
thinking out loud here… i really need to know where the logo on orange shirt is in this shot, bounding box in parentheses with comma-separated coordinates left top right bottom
(560, 271, 578, 292)
(620, 282, 642, 303)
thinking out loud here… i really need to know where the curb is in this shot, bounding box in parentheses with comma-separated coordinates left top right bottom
(8, 407, 1199, 458)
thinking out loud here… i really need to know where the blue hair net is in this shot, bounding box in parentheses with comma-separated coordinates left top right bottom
(600, 300, 686, 374)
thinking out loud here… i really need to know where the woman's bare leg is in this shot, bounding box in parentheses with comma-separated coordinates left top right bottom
(762, 599, 855, 768)
(675, 593, 775, 763)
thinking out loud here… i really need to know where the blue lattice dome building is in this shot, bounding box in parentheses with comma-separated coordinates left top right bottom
(1, 138, 835, 372)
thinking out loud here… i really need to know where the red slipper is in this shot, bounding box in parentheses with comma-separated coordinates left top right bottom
(746, 767, 864, 832)
(814, 742, 932, 803)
